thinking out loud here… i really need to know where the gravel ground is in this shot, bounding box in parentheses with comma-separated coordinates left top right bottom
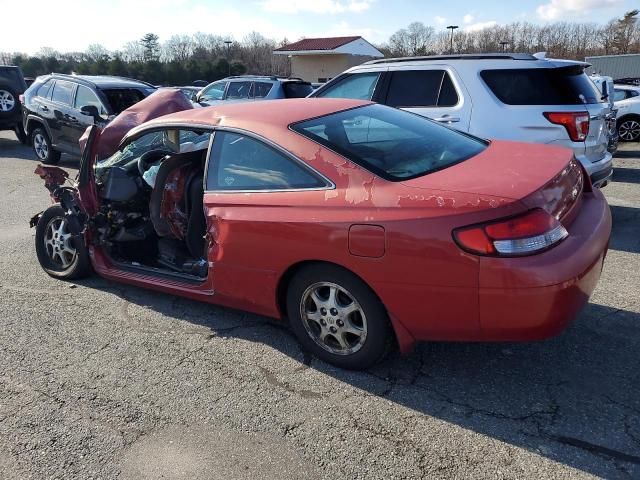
(0, 130, 639, 479)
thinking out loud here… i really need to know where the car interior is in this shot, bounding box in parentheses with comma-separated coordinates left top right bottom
(94, 129, 211, 280)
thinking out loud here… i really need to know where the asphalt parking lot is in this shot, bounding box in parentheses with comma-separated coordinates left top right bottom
(0, 131, 639, 480)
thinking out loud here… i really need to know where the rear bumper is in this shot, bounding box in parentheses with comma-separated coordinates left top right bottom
(477, 189, 611, 340)
(576, 150, 613, 188)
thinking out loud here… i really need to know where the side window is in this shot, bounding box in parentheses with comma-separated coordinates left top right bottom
(201, 82, 226, 101)
(253, 82, 273, 98)
(75, 85, 108, 118)
(207, 131, 325, 191)
(613, 89, 626, 102)
(317, 72, 381, 100)
(51, 80, 75, 106)
(630, 90, 640, 98)
(386, 70, 458, 108)
(225, 81, 251, 100)
(37, 79, 54, 99)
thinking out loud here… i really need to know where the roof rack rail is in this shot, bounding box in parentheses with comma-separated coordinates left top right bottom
(364, 53, 537, 65)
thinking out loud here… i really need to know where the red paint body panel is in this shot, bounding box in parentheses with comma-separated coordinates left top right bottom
(63, 99, 611, 354)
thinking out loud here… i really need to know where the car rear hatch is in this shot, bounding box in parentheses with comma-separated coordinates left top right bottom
(480, 63, 612, 163)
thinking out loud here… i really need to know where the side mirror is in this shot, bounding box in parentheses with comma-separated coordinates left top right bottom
(80, 105, 100, 119)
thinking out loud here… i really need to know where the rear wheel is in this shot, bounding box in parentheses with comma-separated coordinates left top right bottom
(618, 116, 640, 142)
(0, 86, 18, 118)
(32, 127, 61, 164)
(286, 264, 392, 369)
(35, 205, 92, 280)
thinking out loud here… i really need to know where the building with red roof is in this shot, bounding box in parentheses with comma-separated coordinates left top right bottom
(273, 36, 384, 84)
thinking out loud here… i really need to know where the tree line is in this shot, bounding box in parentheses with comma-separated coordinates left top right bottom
(1, 10, 638, 85)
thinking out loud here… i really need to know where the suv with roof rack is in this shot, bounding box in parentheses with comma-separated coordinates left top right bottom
(0, 65, 29, 143)
(309, 53, 615, 188)
(195, 75, 314, 106)
(22, 74, 156, 164)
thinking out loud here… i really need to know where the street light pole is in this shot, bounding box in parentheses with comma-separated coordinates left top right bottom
(224, 40, 233, 76)
(446, 25, 459, 54)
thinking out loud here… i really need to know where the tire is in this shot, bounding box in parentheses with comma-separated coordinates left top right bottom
(14, 124, 27, 144)
(0, 84, 19, 118)
(31, 127, 61, 164)
(35, 205, 92, 280)
(286, 264, 393, 370)
(617, 116, 640, 142)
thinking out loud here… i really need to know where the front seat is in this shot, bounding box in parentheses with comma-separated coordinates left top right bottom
(149, 150, 203, 238)
(184, 171, 206, 259)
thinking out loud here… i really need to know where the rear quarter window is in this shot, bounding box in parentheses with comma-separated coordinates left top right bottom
(481, 66, 602, 105)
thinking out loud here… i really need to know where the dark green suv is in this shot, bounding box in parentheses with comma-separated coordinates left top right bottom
(0, 66, 28, 143)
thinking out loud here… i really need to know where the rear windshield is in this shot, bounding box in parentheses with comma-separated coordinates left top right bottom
(481, 66, 602, 105)
(283, 82, 314, 98)
(291, 104, 487, 181)
(0, 68, 27, 91)
(101, 88, 147, 114)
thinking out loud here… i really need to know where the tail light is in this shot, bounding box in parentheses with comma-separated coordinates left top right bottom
(543, 111, 589, 142)
(19, 94, 24, 104)
(453, 209, 568, 257)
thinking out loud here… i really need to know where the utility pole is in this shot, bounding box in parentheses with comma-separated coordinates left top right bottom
(446, 25, 459, 54)
(224, 40, 233, 76)
(499, 41, 509, 52)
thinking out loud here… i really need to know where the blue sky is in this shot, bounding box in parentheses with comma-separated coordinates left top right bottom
(1, 0, 634, 54)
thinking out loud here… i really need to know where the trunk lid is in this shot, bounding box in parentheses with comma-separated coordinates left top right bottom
(401, 140, 574, 202)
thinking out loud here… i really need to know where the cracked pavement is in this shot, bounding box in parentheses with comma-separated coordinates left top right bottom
(0, 131, 639, 479)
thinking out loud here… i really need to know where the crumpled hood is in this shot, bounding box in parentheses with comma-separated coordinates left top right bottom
(79, 89, 193, 159)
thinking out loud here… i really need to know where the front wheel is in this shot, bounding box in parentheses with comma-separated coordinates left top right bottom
(618, 117, 640, 142)
(286, 264, 393, 370)
(35, 205, 92, 280)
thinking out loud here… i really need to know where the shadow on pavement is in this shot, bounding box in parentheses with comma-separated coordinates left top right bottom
(75, 272, 640, 479)
(614, 167, 640, 184)
(609, 205, 640, 254)
(0, 135, 79, 167)
(614, 148, 640, 159)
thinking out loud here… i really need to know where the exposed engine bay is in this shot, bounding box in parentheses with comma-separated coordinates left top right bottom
(93, 129, 211, 279)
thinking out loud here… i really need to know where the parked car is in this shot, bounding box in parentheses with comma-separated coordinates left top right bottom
(0, 65, 28, 143)
(612, 84, 640, 142)
(31, 95, 611, 369)
(22, 74, 156, 164)
(195, 75, 314, 106)
(310, 53, 615, 188)
(590, 74, 619, 152)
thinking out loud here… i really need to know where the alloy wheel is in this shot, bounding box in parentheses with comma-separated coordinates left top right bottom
(44, 216, 76, 269)
(619, 120, 640, 141)
(299, 282, 368, 356)
(0, 89, 15, 112)
(34, 133, 49, 160)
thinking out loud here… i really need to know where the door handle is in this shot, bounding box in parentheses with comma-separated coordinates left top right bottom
(433, 116, 460, 123)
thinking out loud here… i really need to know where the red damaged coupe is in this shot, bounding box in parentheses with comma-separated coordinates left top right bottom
(32, 92, 611, 369)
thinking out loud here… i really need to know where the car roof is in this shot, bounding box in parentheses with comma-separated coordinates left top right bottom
(139, 98, 371, 132)
(50, 74, 154, 89)
(356, 53, 588, 71)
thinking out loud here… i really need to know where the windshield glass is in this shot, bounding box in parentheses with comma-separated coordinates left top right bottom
(97, 129, 210, 170)
(291, 104, 487, 181)
(102, 88, 148, 114)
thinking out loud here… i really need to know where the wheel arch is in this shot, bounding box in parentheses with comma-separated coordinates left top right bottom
(26, 115, 51, 138)
(275, 260, 416, 353)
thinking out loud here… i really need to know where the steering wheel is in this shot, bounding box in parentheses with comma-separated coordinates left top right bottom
(137, 149, 172, 176)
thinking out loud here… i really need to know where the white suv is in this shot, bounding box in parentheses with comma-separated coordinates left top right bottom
(310, 54, 615, 188)
(612, 84, 640, 142)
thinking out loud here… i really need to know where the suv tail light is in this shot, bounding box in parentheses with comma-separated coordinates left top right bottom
(453, 209, 568, 257)
(19, 94, 24, 104)
(543, 111, 590, 142)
